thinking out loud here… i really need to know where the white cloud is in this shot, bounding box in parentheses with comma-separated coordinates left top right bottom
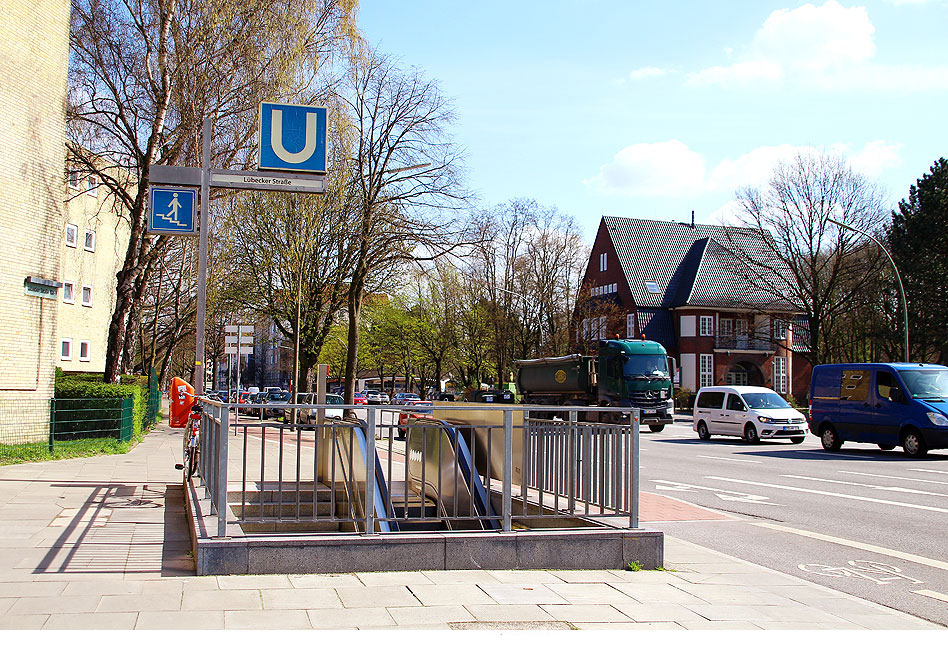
(583, 140, 706, 197)
(687, 0, 948, 90)
(584, 140, 901, 198)
(628, 67, 667, 81)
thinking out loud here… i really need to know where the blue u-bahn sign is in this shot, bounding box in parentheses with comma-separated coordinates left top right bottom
(148, 186, 198, 235)
(258, 102, 327, 173)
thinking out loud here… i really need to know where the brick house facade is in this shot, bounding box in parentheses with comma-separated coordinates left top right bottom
(576, 217, 811, 401)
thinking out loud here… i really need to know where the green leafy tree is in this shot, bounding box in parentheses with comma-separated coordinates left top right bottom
(890, 158, 948, 363)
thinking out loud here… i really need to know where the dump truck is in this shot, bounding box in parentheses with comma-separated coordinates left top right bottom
(515, 339, 675, 431)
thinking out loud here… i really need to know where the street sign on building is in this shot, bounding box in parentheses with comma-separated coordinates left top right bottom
(148, 186, 198, 235)
(258, 102, 327, 173)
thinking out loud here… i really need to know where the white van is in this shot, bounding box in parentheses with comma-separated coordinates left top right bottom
(693, 385, 807, 444)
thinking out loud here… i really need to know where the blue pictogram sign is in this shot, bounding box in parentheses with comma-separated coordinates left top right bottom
(258, 102, 327, 173)
(148, 186, 198, 235)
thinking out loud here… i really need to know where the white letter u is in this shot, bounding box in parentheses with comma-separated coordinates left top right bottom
(270, 109, 318, 164)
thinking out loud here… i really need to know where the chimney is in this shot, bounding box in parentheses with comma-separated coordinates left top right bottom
(691, 210, 695, 228)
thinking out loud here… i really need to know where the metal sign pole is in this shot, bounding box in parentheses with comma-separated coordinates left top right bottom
(194, 118, 211, 396)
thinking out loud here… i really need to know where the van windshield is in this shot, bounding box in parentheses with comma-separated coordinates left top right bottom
(623, 355, 669, 379)
(742, 393, 790, 409)
(897, 369, 948, 400)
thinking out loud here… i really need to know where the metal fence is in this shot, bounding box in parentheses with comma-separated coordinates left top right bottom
(192, 401, 639, 538)
(0, 398, 133, 462)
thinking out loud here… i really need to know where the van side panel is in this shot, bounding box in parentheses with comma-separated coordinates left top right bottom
(839, 369, 872, 442)
(809, 366, 841, 436)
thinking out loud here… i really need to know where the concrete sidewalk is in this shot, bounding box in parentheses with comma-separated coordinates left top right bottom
(0, 422, 939, 630)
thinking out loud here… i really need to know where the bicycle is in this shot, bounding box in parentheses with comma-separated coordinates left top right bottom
(175, 402, 203, 479)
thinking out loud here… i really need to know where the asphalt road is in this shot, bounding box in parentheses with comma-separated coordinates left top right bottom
(642, 417, 948, 627)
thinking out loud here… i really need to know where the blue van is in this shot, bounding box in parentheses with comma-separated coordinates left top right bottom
(809, 363, 948, 457)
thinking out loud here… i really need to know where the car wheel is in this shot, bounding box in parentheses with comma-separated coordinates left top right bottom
(790, 436, 804, 444)
(877, 444, 895, 451)
(648, 424, 665, 433)
(742, 423, 760, 444)
(902, 430, 928, 458)
(697, 421, 712, 441)
(820, 425, 842, 451)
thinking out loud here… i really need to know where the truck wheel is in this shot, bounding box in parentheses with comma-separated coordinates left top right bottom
(902, 429, 928, 458)
(648, 424, 665, 433)
(820, 425, 842, 451)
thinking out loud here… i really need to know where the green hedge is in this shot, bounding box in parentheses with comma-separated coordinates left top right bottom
(55, 372, 149, 442)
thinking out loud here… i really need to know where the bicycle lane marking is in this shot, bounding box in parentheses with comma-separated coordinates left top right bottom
(706, 475, 948, 515)
(750, 520, 948, 572)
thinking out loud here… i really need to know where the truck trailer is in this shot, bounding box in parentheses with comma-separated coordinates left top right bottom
(515, 339, 675, 431)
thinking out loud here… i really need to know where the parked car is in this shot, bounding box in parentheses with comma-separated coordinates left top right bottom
(809, 363, 948, 457)
(397, 401, 434, 438)
(264, 390, 291, 418)
(693, 385, 807, 444)
(364, 390, 389, 405)
(435, 392, 456, 401)
(352, 392, 368, 405)
(392, 392, 419, 405)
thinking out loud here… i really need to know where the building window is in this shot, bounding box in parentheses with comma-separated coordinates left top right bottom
(86, 175, 98, 197)
(774, 319, 788, 340)
(61, 339, 73, 361)
(79, 341, 91, 362)
(699, 315, 714, 337)
(627, 313, 635, 339)
(720, 318, 733, 338)
(599, 252, 607, 272)
(699, 354, 714, 388)
(65, 224, 78, 248)
(81, 285, 93, 307)
(645, 281, 660, 294)
(736, 319, 748, 339)
(68, 169, 80, 189)
(773, 356, 788, 394)
(598, 315, 607, 339)
(62, 282, 75, 304)
(84, 230, 96, 252)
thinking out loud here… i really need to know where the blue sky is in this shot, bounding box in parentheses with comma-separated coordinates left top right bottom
(358, 1, 948, 240)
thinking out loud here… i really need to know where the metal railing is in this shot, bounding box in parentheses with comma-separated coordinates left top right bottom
(190, 401, 640, 539)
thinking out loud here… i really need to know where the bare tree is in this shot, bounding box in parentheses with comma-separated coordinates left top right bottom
(67, 0, 359, 382)
(337, 49, 471, 402)
(727, 151, 887, 365)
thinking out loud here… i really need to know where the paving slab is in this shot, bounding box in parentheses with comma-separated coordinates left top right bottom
(354, 571, 434, 587)
(613, 602, 710, 622)
(540, 604, 632, 623)
(97, 592, 182, 613)
(335, 585, 421, 609)
(387, 604, 475, 626)
(463, 603, 556, 622)
(43, 612, 139, 630)
(288, 573, 362, 589)
(419, 569, 500, 585)
(182, 588, 261, 611)
(260, 587, 342, 610)
(136, 610, 225, 630)
(307, 606, 395, 629)
(478, 583, 569, 605)
(407, 583, 495, 606)
(224, 609, 312, 629)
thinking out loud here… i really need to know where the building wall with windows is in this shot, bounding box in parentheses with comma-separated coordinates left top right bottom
(0, 0, 70, 405)
(58, 155, 131, 372)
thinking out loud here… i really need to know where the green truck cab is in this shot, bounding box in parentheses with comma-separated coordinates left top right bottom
(515, 339, 675, 431)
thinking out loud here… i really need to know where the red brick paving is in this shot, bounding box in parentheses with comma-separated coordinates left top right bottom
(640, 491, 731, 522)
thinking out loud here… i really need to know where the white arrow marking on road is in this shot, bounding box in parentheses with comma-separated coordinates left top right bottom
(652, 480, 780, 505)
(780, 474, 948, 497)
(752, 521, 948, 572)
(839, 470, 948, 487)
(708, 476, 948, 514)
(696, 455, 761, 464)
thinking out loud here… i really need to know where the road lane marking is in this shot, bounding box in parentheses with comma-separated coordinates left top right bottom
(840, 470, 948, 487)
(652, 479, 780, 505)
(914, 589, 948, 603)
(780, 474, 948, 497)
(696, 455, 762, 463)
(909, 468, 948, 475)
(751, 521, 948, 572)
(706, 475, 948, 514)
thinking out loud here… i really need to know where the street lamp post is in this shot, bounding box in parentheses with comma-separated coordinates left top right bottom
(827, 218, 909, 362)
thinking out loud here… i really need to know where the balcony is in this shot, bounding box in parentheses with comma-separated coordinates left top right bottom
(714, 335, 777, 352)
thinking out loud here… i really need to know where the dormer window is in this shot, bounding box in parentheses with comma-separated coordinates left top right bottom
(599, 253, 607, 272)
(644, 281, 660, 294)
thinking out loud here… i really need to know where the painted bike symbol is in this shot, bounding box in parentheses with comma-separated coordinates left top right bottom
(798, 560, 924, 585)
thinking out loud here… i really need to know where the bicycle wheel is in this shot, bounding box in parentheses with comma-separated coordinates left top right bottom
(186, 443, 199, 479)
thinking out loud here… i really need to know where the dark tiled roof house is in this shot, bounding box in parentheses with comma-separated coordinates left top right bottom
(576, 217, 811, 399)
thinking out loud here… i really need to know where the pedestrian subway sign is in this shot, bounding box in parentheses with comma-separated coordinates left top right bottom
(148, 186, 198, 235)
(258, 102, 327, 173)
